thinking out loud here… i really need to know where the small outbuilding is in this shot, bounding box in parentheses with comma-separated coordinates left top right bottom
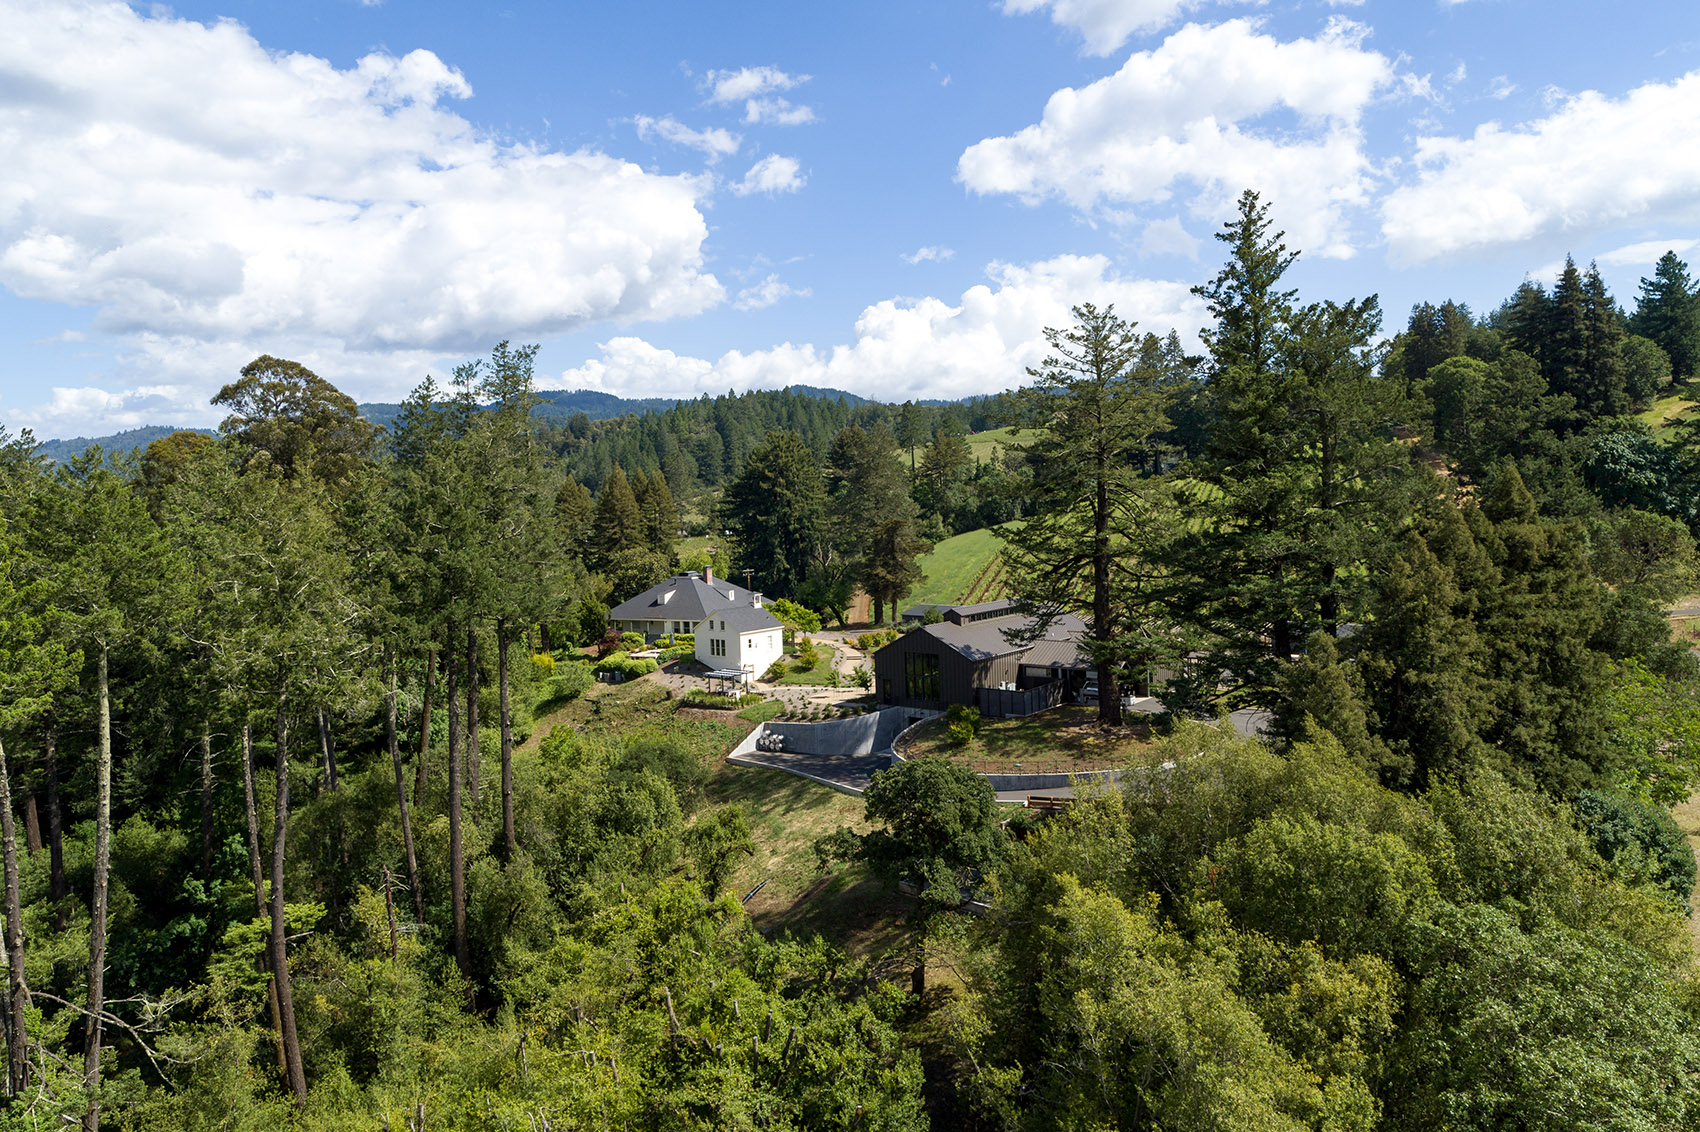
(694, 595, 783, 685)
(872, 602, 1090, 716)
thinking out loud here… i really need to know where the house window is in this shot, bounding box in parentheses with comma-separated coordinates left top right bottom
(904, 653, 940, 701)
(711, 638, 726, 657)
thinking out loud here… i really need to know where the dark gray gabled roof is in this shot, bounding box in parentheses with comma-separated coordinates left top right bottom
(1020, 637, 1092, 668)
(699, 603, 782, 634)
(896, 609, 1087, 663)
(609, 574, 752, 624)
(901, 598, 1015, 622)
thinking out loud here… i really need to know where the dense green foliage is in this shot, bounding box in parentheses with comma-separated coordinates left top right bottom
(947, 728, 1700, 1131)
(6, 190, 1700, 1130)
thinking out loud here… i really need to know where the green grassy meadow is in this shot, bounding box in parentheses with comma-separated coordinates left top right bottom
(905, 526, 1009, 610)
(902, 426, 1022, 471)
(1640, 387, 1699, 440)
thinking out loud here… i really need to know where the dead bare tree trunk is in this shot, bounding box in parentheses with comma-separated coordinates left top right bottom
(22, 792, 39, 857)
(45, 715, 63, 932)
(241, 723, 288, 1083)
(317, 709, 338, 794)
(413, 646, 434, 809)
(445, 625, 471, 999)
(269, 698, 308, 1105)
(199, 726, 215, 880)
(83, 645, 111, 1132)
(498, 618, 515, 863)
(387, 653, 424, 923)
(466, 624, 480, 810)
(0, 736, 31, 1098)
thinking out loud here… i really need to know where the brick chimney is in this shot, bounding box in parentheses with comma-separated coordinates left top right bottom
(704, 566, 714, 584)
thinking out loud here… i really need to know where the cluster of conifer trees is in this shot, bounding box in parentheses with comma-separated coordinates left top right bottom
(0, 188, 1695, 1128)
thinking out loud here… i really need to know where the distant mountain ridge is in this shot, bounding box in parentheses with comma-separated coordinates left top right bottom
(356, 385, 869, 433)
(28, 385, 878, 462)
(34, 425, 213, 465)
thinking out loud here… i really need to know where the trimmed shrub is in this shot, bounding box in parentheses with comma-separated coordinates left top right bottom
(762, 659, 786, 683)
(853, 629, 901, 653)
(547, 662, 594, 703)
(593, 651, 660, 680)
(681, 689, 763, 711)
(945, 703, 983, 733)
(619, 631, 646, 651)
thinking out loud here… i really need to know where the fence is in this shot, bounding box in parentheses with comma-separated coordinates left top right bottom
(977, 679, 1064, 719)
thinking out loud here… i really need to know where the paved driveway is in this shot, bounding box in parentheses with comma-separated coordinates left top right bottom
(728, 748, 892, 793)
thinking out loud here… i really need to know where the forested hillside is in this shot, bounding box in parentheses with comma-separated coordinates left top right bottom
(2, 191, 1700, 1129)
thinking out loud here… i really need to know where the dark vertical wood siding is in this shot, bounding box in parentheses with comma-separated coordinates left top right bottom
(873, 634, 1022, 711)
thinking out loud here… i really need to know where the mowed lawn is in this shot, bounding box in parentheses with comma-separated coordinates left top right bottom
(776, 642, 840, 684)
(905, 526, 1008, 609)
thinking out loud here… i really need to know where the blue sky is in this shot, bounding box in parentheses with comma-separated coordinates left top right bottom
(2, 0, 1698, 437)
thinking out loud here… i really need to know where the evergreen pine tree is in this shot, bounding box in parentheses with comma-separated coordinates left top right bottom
(1631, 250, 1700, 379)
(590, 465, 642, 572)
(1580, 262, 1630, 419)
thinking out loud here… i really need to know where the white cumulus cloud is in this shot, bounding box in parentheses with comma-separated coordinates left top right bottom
(732, 155, 806, 196)
(957, 19, 1397, 259)
(551, 254, 1207, 402)
(743, 98, 816, 126)
(0, 0, 724, 354)
(704, 66, 815, 125)
(705, 66, 807, 103)
(1380, 70, 1700, 264)
(632, 115, 741, 161)
(733, 274, 811, 310)
(1000, 0, 1254, 56)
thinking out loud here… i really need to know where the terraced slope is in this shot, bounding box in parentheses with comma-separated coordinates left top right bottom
(905, 526, 1009, 608)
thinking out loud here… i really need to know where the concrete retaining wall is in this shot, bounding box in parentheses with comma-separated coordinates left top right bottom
(761, 707, 932, 757)
(980, 768, 1121, 792)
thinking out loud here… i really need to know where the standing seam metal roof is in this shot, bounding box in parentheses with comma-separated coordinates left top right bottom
(889, 610, 1088, 663)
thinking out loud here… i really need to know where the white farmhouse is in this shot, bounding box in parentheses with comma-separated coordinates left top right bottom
(694, 594, 783, 684)
(607, 568, 752, 641)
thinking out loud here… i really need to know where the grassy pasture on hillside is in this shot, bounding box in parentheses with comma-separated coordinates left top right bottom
(1640, 387, 1699, 440)
(901, 425, 1021, 470)
(905, 526, 1008, 609)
